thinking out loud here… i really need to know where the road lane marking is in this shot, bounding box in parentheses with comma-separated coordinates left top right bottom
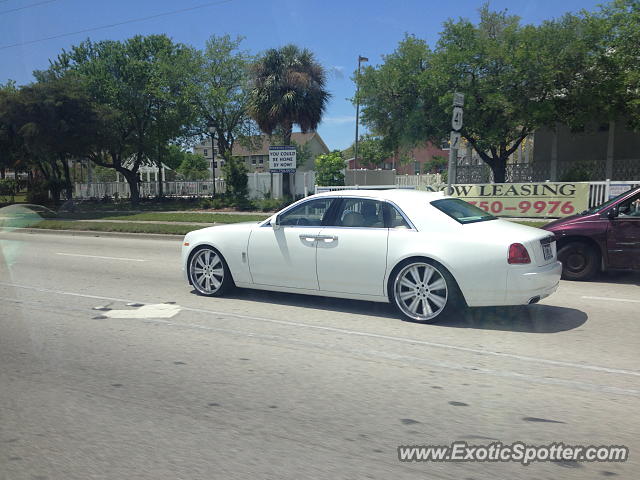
(581, 295, 640, 304)
(138, 318, 638, 397)
(3, 294, 638, 398)
(56, 253, 146, 262)
(2, 281, 639, 379)
(104, 303, 181, 319)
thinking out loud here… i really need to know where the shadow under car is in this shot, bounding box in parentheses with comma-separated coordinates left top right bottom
(192, 288, 587, 334)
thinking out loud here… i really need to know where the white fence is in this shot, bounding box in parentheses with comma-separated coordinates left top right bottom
(588, 180, 640, 208)
(395, 173, 445, 189)
(315, 185, 417, 194)
(75, 180, 226, 199)
(74, 171, 316, 200)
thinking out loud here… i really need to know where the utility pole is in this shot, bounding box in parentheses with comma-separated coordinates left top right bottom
(208, 126, 216, 198)
(447, 93, 464, 195)
(354, 55, 368, 168)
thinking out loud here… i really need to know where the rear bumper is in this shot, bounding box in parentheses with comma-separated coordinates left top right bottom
(504, 261, 562, 305)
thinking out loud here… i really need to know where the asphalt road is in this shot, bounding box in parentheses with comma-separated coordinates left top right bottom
(1, 231, 638, 480)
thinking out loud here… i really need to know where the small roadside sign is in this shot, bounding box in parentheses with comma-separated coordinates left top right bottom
(451, 106, 463, 131)
(453, 92, 465, 107)
(608, 184, 633, 199)
(269, 146, 297, 173)
(450, 131, 461, 150)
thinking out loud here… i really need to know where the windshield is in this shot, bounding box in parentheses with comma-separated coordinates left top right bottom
(586, 187, 637, 214)
(431, 198, 497, 224)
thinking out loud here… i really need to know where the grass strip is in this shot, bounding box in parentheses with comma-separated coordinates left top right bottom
(61, 212, 269, 223)
(22, 220, 207, 235)
(3, 216, 548, 235)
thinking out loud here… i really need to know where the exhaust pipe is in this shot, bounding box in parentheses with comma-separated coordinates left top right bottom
(528, 296, 540, 305)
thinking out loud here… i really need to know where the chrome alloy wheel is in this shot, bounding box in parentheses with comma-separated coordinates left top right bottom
(394, 262, 448, 322)
(190, 248, 225, 295)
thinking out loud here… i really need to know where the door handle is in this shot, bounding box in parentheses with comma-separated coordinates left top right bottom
(299, 234, 317, 242)
(315, 235, 338, 243)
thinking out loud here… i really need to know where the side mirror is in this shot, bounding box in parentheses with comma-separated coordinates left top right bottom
(272, 214, 281, 230)
(607, 206, 619, 219)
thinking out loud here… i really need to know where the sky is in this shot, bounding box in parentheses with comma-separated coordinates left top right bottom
(1, 0, 603, 150)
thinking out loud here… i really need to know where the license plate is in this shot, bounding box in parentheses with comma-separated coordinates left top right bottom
(542, 243, 553, 260)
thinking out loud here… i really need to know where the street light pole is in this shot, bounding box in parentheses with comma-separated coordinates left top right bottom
(208, 126, 216, 198)
(354, 55, 368, 168)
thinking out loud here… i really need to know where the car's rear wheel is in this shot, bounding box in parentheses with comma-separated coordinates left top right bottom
(391, 260, 460, 323)
(557, 241, 599, 281)
(188, 246, 233, 296)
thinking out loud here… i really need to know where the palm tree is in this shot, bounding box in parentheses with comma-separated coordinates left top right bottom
(248, 45, 330, 195)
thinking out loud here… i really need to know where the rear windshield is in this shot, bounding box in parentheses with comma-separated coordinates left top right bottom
(431, 198, 497, 224)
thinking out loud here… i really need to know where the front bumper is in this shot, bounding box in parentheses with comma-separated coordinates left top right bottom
(505, 261, 562, 305)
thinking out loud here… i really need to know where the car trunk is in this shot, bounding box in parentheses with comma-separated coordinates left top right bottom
(463, 219, 557, 267)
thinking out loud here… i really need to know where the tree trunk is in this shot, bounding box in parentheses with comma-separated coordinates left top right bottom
(156, 158, 164, 199)
(45, 160, 62, 205)
(215, 130, 230, 160)
(486, 157, 507, 183)
(61, 157, 73, 200)
(119, 169, 140, 205)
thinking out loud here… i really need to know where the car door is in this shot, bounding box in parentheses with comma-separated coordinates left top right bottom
(315, 197, 390, 296)
(247, 197, 335, 290)
(606, 193, 640, 269)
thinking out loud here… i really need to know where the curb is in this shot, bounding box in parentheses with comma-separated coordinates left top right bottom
(2, 227, 184, 241)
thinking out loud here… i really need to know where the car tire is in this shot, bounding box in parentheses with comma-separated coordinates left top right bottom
(390, 259, 463, 323)
(557, 241, 599, 281)
(188, 246, 234, 297)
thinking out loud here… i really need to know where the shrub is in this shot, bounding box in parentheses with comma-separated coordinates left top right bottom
(315, 152, 345, 186)
(253, 197, 282, 212)
(26, 180, 50, 205)
(0, 179, 18, 195)
(222, 155, 249, 203)
(0, 179, 18, 203)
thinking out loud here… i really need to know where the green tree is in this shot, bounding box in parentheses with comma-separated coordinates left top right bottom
(177, 152, 209, 180)
(2, 79, 100, 202)
(346, 134, 392, 168)
(191, 35, 254, 159)
(315, 151, 345, 186)
(0, 81, 23, 180)
(222, 154, 249, 203)
(423, 155, 448, 174)
(162, 144, 190, 171)
(357, 6, 598, 183)
(357, 35, 433, 155)
(248, 44, 330, 195)
(426, 6, 564, 182)
(589, 0, 640, 130)
(39, 35, 198, 204)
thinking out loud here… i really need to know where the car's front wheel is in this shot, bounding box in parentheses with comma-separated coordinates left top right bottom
(391, 259, 460, 323)
(188, 246, 233, 296)
(557, 241, 599, 281)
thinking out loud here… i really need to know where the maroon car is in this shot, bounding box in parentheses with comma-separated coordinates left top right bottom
(543, 186, 640, 280)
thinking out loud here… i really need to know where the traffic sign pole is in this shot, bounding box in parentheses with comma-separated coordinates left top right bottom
(446, 93, 464, 195)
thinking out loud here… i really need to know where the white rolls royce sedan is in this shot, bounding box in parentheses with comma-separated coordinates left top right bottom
(181, 190, 561, 322)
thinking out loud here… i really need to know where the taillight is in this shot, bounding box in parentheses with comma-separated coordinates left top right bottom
(508, 243, 531, 264)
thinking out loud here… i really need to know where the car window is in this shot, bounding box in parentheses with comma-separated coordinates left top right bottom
(617, 195, 640, 218)
(330, 198, 385, 228)
(385, 203, 411, 229)
(278, 198, 333, 226)
(586, 187, 637, 214)
(431, 198, 497, 224)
